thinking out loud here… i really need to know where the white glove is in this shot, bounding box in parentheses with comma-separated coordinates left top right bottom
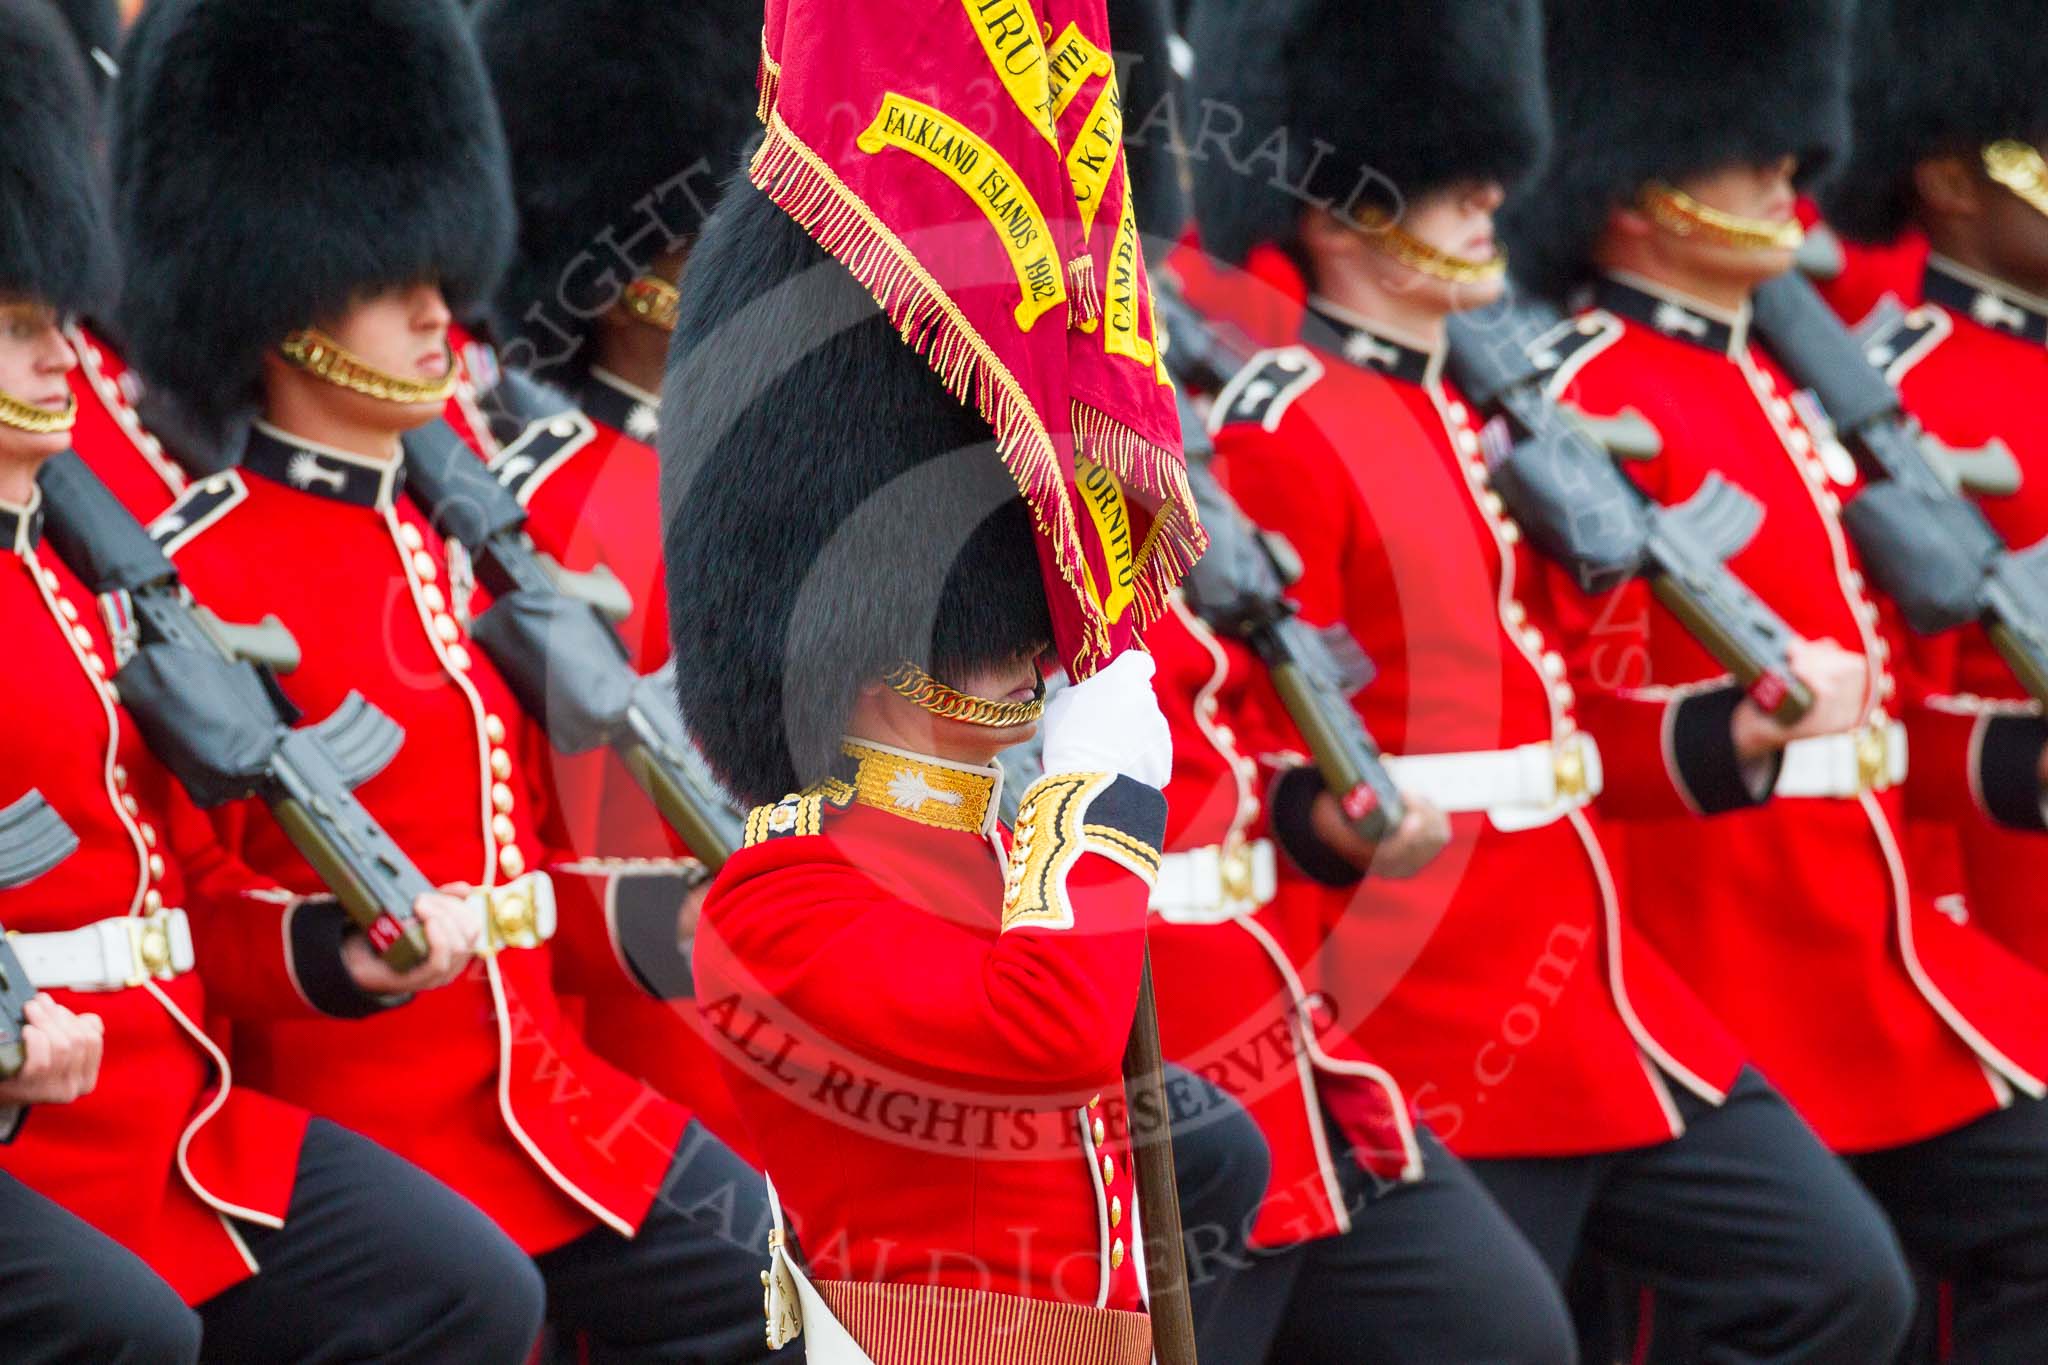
(1039, 651, 1172, 790)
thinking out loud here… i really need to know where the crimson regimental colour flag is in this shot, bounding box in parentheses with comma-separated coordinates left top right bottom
(754, 0, 1205, 677)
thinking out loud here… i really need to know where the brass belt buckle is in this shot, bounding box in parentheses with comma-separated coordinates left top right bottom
(1855, 724, 1890, 795)
(124, 910, 176, 986)
(1219, 841, 1257, 908)
(485, 877, 541, 952)
(1553, 739, 1588, 802)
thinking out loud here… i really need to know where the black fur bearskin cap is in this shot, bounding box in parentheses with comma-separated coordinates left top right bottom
(661, 180, 1052, 806)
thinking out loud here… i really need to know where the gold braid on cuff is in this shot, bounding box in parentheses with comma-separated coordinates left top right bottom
(279, 329, 460, 406)
(1351, 210, 1508, 284)
(1639, 182, 1805, 253)
(1985, 141, 2048, 221)
(623, 275, 682, 332)
(0, 386, 76, 435)
(885, 661, 1047, 728)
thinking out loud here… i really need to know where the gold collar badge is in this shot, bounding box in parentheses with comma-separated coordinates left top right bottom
(839, 740, 1000, 835)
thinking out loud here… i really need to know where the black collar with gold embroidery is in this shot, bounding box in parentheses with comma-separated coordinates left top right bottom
(1595, 274, 1750, 359)
(1925, 256, 2048, 347)
(1303, 299, 1441, 387)
(0, 485, 43, 556)
(580, 369, 661, 443)
(240, 423, 404, 510)
(836, 739, 1003, 836)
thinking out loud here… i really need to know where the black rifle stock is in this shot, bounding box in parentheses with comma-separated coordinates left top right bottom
(398, 418, 745, 867)
(1750, 273, 2048, 704)
(0, 792, 79, 1075)
(1445, 298, 1815, 723)
(35, 452, 435, 966)
(1157, 284, 1405, 841)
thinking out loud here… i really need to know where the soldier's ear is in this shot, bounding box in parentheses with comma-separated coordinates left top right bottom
(1297, 207, 1365, 280)
(1911, 156, 1987, 223)
(1604, 196, 1657, 244)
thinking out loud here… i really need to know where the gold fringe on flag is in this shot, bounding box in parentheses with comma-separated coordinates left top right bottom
(1067, 256, 1102, 328)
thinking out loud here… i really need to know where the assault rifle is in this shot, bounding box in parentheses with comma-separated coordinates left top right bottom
(0, 792, 79, 1075)
(35, 453, 437, 967)
(1749, 273, 2048, 703)
(1156, 283, 1405, 840)
(398, 416, 746, 867)
(1445, 297, 1815, 722)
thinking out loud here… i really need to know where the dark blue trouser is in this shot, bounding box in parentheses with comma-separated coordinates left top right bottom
(1478, 1068, 1915, 1365)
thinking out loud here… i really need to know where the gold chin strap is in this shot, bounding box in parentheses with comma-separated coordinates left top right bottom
(0, 387, 76, 436)
(885, 660, 1047, 729)
(623, 274, 681, 332)
(1984, 141, 2048, 220)
(1639, 182, 1805, 253)
(279, 329, 460, 406)
(1352, 209, 1508, 284)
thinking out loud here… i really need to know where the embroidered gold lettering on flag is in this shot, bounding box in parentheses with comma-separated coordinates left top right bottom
(1101, 190, 1152, 367)
(1074, 457, 1136, 623)
(1047, 22, 1113, 121)
(962, 0, 1057, 144)
(857, 93, 1069, 329)
(751, 0, 1205, 676)
(1066, 75, 1123, 236)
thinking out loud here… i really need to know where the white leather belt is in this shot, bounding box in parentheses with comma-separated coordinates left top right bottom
(464, 871, 557, 953)
(1151, 839, 1277, 924)
(1776, 721, 1907, 799)
(7, 909, 194, 991)
(1382, 733, 1603, 833)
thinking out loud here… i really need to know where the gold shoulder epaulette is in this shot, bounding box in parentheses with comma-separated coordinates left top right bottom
(741, 778, 855, 847)
(148, 469, 248, 556)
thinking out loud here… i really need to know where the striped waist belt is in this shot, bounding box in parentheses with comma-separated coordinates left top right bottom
(811, 1281, 1152, 1365)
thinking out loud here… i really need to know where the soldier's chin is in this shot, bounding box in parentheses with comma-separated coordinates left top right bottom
(973, 715, 1041, 751)
(1452, 271, 1508, 311)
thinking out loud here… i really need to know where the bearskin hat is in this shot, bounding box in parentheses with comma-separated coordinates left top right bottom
(0, 0, 113, 319)
(1184, 0, 1549, 267)
(661, 181, 1052, 806)
(1822, 0, 2048, 245)
(1110, 0, 1190, 254)
(1501, 0, 1851, 302)
(110, 0, 513, 435)
(473, 0, 761, 382)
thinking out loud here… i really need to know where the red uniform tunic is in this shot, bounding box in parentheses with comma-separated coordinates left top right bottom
(697, 741, 1161, 1331)
(444, 341, 751, 1156)
(1546, 272, 2048, 1151)
(1819, 239, 2048, 968)
(0, 490, 306, 1305)
(1146, 596, 1420, 1248)
(1204, 298, 1745, 1160)
(63, 323, 186, 522)
(152, 423, 686, 1254)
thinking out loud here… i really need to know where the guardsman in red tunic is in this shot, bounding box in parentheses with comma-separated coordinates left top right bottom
(1180, 1, 1916, 1358)
(1109, 5, 1577, 1359)
(669, 174, 1171, 1364)
(1505, 0, 2048, 1353)
(112, 2, 792, 1358)
(0, 3, 545, 1359)
(1814, 0, 2048, 975)
(470, 0, 765, 1160)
